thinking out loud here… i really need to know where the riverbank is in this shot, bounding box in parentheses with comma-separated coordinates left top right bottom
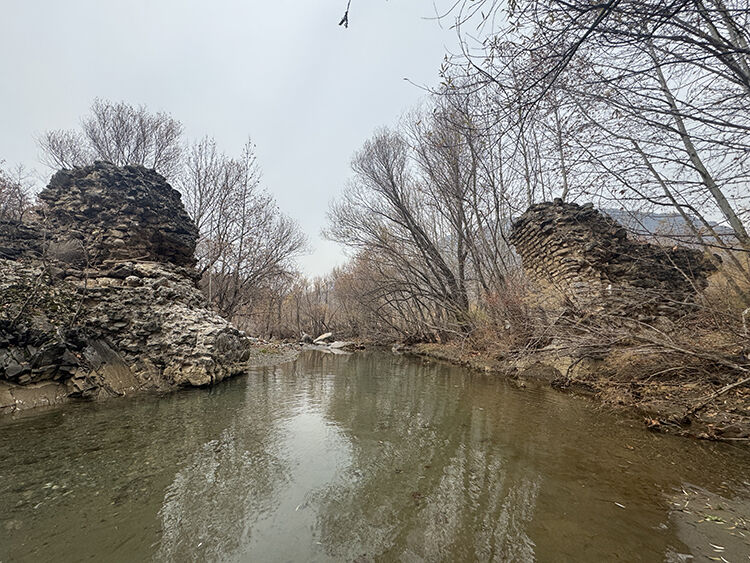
(406, 342, 750, 443)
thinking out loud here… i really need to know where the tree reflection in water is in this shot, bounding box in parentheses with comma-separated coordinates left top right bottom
(307, 354, 544, 561)
(2, 351, 749, 562)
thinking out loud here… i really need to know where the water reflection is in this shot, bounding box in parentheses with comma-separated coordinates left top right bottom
(0, 351, 748, 562)
(155, 380, 292, 561)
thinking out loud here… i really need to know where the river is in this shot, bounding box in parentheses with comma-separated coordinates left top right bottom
(1, 351, 749, 561)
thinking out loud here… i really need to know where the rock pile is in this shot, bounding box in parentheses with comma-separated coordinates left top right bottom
(0, 162, 254, 413)
(509, 199, 718, 317)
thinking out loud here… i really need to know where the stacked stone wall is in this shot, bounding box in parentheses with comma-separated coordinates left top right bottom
(39, 163, 198, 267)
(509, 199, 718, 317)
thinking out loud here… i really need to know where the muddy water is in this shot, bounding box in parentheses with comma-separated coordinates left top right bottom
(1, 351, 749, 562)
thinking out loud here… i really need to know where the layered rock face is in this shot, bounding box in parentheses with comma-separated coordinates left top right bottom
(0, 162, 252, 414)
(40, 164, 198, 267)
(509, 200, 718, 317)
(0, 220, 43, 261)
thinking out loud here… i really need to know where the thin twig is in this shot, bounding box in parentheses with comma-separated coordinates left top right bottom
(686, 375, 750, 416)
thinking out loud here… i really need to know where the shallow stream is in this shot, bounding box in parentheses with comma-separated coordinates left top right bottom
(1, 351, 749, 561)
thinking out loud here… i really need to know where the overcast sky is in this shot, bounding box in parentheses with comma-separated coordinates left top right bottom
(0, 0, 460, 276)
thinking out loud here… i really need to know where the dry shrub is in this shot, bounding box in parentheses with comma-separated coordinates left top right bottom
(467, 272, 544, 357)
(702, 263, 750, 323)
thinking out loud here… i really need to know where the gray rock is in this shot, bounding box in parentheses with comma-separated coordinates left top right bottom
(5, 362, 27, 379)
(0, 163, 256, 414)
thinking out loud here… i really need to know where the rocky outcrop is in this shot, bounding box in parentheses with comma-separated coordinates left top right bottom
(509, 199, 718, 318)
(0, 162, 255, 414)
(0, 219, 43, 260)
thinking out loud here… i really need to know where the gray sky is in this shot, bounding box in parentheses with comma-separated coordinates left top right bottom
(0, 0, 459, 276)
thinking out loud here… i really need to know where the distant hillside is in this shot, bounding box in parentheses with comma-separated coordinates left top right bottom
(602, 208, 737, 249)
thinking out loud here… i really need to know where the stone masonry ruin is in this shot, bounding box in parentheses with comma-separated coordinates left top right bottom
(0, 162, 252, 413)
(39, 164, 199, 267)
(509, 199, 718, 318)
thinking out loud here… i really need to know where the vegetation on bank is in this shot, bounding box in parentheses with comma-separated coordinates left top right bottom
(241, 2, 750, 349)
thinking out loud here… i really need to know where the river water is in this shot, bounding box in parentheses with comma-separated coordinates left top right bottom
(1, 351, 749, 562)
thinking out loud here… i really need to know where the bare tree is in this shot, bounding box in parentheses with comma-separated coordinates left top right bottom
(178, 138, 308, 321)
(39, 99, 183, 178)
(38, 130, 93, 170)
(432, 0, 749, 282)
(326, 114, 527, 338)
(0, 162, 33, 222)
